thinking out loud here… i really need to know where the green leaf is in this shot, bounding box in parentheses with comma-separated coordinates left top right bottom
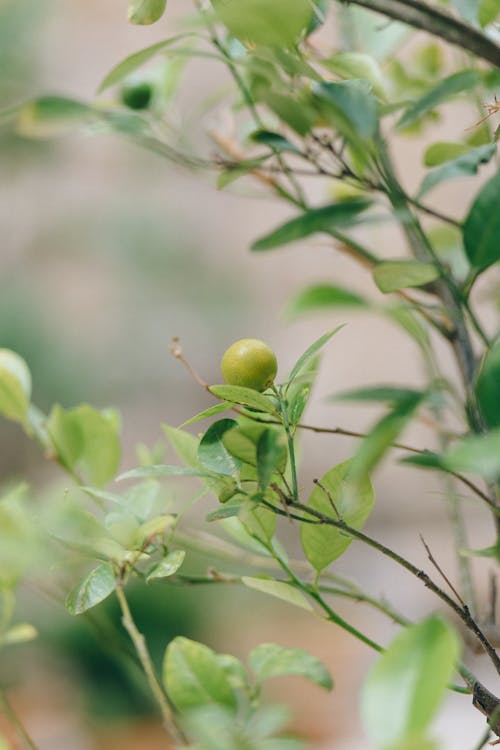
(312, 80, 378, 139)
(286, 355, 321, 426)
(442, 429, 500, 481)
(423, 141, 470, 167)
(300, 459, 374, 572)
(239, 501, 276, 543)
(249, 129, 300, 154)
(0, 623, 38, 647)
(418, 143, 496, 198)
(332, 386, 422, 405)
(251, 200, 371, 251)
(350, 392, 424, 479)
(373, 261, 440, 293)
(249, 643, 333, 690)
(212, 0, 313, 47)
(98, 36, 191, 92)
(321, 52, 387, 100)
(256, 431, 287, 491)
(476, 343, 500, 429)
(146, 549, 186, 581)
(163, 424, 200, 467)
(179, 402, 232, 428)
(452, 0, 479, 24)
(397, 70, 481, 130)
(163, 637, 237, 712)
(285, 284, 367, 319)
(48, 404, 121, 486)
(117, 464, 213, 481)
(209, 385, 278, 415)
(128, 0, 167, 25)
(242, 577, 313, 611)
(262, 90, 316, 136)
(198, 419, 242, 477)
(464, 170, 500, 271)
(66, 564, 116, 615)
(287, 327, 344, 388)
(16, 96, 95, 138)
(361, 616, 460, 748)
(0, 349, 31, 425)
(479, 0, 500, 25)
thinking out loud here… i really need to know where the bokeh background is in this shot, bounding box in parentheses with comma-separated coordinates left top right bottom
(1, 1, 498, 748)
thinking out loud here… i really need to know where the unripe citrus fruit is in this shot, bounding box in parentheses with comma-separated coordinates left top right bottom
(221, 339, 277, 392)
(121, 81, 153, 110)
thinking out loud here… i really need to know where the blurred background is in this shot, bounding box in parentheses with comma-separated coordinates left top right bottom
(0, 0, 498, 748)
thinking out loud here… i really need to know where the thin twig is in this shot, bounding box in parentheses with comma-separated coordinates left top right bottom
(0, 690, 39, 750)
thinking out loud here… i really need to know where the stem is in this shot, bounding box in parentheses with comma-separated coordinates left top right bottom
(115, 582, 185, 744)
(341, 0, 500, 67)
(0, 690, 39, 750)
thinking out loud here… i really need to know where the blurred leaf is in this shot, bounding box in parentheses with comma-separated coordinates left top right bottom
(418, 143, 496, 197)
(441, 430, 500, 480)
(147, 549, 186, 581)
(256, 431, 287, 491)
(0, 349, 31, 425)
(15, 96, 95, 138)
(163, 424, 200, 467)
(241, 577, 314, 611)
(209, 385, 278, 415)
(464, 170, 500, 271)
(240, 501, 276, 543)
(285, 284, 367, 318)
(117, 465, 213, 481)
(262, 90, 316, 135)
(312, 79, 378, 139)
(476, 343, 500, 428)
(98, 36, 191, 92)
(136, 514, 176, 541)
(386, 304, 431, 355)
(361, 616, 460, 748)
(373, 261, 439, 293)
(0, 623, 37, 647)
(48, 404, 121, 486)
(163, 637, 237, 711)
(128, 0, 167, 25)
(452, 0, 479, 24)
(338, 5, 409, 60)
(252, 200, 371, 251)
(300, 459, 374, 572)
(479, 0, 500, 25)
(397, 70, 481, 130)
(249, 129, 300, 154)
(321, 52, 387, 99)
(332, 386, 422, 404)
(198, 419, 242, 477)
(66, 564, 116, 615)
(179, 402, 231, 428)
(287, 327, 344, 387)
(286, 355, 321, 426)
(212, 0, 313, 47)
(423, 141, 470, 167)
(249, 643, 333, 690)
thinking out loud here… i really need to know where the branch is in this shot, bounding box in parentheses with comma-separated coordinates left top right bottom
(341, 0, 500, 68)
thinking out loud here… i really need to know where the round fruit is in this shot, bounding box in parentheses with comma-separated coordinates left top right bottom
(121, 81, 153, 110)
(221, 339, 277, 392)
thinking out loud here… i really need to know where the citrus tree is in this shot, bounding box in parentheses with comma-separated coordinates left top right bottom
(1, 0, 500, 748)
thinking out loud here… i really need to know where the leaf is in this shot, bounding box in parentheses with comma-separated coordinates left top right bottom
(476, 343, 500, 429)
(1, 623, 38, 647)
(147, 549, 186, 581)
(285, 284, 367, 319)
(0, 349, 31, 424)
(312, 80, 378, 139)
(257, 431, 287, 491)
(163, 424, 200, 467)
(209, 385, 278, 415)
(373, 261, 440, 293)
(249, 643, 333, 690)
(128, 0, 167, 25)
(300, 459, 374, 572)
(397, 70, 481, 130)
(239, 501, 276, 543)
(66, 564, 116, 615)
(198, 419, 242, 477)
(442, 429, 500, 481)
(479, 0, 500, 25)
(452, 0, 479, 24)
(179, 402, 231, 428)
(98, 36, 192, 92)
(48, 404, 121, 486)
(361, 616, 460, 748)
(163, 637, 237, 712)
(287, 327, 344, 389)
(321, 52, 387, 100)
(463, 170, 500, 271)
(242, 577, 313, 611)
(418, 143, 496, 198)
(332, 386, 422, 405)
(349, 392, 424, 479)
(423, 141, 470, 167)
(117, 464, 213, 481)
(16, 96, 95, 138)
(249, 129, 300, 154)
(251, 200, 371, 251)
(212, 0, 313, 47)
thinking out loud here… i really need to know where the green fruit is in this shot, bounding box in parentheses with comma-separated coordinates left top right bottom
(121, 82, 153, 110)
(221, 339, 278, 392)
